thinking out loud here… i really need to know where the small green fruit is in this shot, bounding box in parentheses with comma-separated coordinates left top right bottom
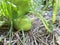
(14, 16, 32, 31)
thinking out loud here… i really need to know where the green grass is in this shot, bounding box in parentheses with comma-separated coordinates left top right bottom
(31, 0, 59, 33)
(0, 0, 28, 45)
(31, 0, 51, 33)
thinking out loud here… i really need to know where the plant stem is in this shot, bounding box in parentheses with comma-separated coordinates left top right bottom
(52, 0, 58, 23)
(9, 21, 13, 45)
(22, 28, 26, 45)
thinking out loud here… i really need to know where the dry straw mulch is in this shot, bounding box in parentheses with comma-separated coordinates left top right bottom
(0, 11, 60, 45)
